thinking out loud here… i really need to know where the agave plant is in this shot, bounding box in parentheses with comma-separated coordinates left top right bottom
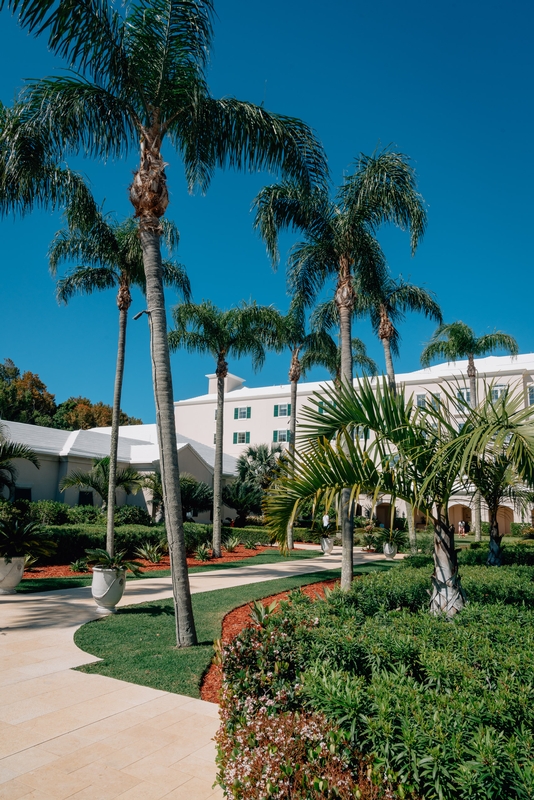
(85, 548, 143, 577)
(134, 541, 163, 564)
(69, 558, 89, 573)
(194, 544, 211, 563)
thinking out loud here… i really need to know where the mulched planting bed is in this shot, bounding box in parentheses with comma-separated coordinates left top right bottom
(201, 578, 338, 703)
(23, 544, 272, 579)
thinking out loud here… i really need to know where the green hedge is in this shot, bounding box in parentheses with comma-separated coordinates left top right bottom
(217, 565, 534, 800)
(404, 543, 534, 569)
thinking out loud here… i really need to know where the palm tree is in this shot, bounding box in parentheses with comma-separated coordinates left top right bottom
(179, 474, 213, 518)
(49, 208, 191, 556)
(222, 481, 263, 528)
(254, 149, 426, 588)
(59, 456, 144, 509)
(421, 321, 519, 541)
(0, 423, 40, 498)
(5, 0, 327, 647)
(236, 444, 282, 491)
(143, 471, 164, 523)
(169, 301, 281, 557)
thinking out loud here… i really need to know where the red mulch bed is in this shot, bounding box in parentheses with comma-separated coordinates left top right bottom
(22, 544, 276, 579)
(200, 578, 339, 704)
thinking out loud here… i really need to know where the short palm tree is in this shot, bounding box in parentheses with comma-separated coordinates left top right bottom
(179, 474, 213, 518)
(59, 457, 143, 509)
(5, 0, 327, 647)
(143, 471, 164, 523)
(421, 321, 519, 541)
(49, 208, 191, 556)
(0, 423, 40, 498)
(169, 301, 281, 557)
(254, 149, 426, 588)
(222, 481, 263, 528)
(236, 444, 282, 491)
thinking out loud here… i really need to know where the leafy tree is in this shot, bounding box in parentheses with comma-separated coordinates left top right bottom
(421, 321, 519, 541)
(169, 301, 280, 557)
(52, 397, 142, 430)
(0, 423, 40, 499)
(222, 480, 263, 528)
(254, 149, 425, 589)
(179, 473, 213, 518)
(0, 360, 56, 425)
(59, 456, 143, 510)
(236, 444, 282, 491)
(3, 0, 327, 646)
(50, 208, 190, 555)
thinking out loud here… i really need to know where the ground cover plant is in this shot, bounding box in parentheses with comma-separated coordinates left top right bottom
(73, 564, 392, 698)
(217, 563, 534, 799)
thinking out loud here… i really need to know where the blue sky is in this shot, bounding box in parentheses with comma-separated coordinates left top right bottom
(1, 0, 533, 423)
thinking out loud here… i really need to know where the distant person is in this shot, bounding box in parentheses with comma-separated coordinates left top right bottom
(458, 520, 466, 537)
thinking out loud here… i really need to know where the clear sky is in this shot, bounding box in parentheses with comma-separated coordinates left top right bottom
(1, 0, 533, 423)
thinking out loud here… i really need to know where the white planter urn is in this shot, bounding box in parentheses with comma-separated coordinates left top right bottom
(321, 536, 334, 555)
(91, 566, 126, 614)
(383, 542, 398, 560)
(0, 556, 25, 594)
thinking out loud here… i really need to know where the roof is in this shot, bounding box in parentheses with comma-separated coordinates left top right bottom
(175, 354, 534, 404)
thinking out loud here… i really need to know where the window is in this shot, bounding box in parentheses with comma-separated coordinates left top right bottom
(273, 430, 291, 443)
(234, 407, 251, 420)
(353, 426, 367, 441)
(274, 403, 290, 417)
(491, 384, 507, 401)
(529, 386, 534, 406)
(233, 431, 250, 445)
(78, 491, 93, 506)
(416, 394, 426, 409)
(14, 487, 31, 501)
(430, 393, 441, 409)
(458, 422, 466, 433)
(457, 388, 471, 403)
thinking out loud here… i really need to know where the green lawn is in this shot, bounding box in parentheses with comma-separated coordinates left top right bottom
(74, 562, 394, 698)
(16, 546, 322, 594)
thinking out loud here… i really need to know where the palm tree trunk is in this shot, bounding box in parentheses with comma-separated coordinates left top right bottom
(468, 355, 482, 542)
(404, 500, 417, 552)
(487, 512, 502, 566)
(106, 286, 131, 557)
(336, 257, 355, 591)
(140, 227, 197, 647)
(429, 509, 465, 616)
(286, 375, 298, 550)
(212, 364, 226, 558)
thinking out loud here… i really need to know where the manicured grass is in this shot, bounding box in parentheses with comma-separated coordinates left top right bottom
(16, 547, 322, 594)
(74, 562, 394, 698)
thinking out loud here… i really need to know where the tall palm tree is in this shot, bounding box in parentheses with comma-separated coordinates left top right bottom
(254, 149, 426, 588)
(0, 423, 40, 498)
(169, 301, 281, 557)
(49, 208, 191, 556)
(4, 0, 327, 647)
(421, 321, 519, 541)
(60, 456, 144, 508)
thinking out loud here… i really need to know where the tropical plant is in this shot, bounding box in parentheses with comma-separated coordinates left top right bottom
(0, 423, 40, 498)
(0, 518, 56, 560)
(179, 473, 213, 519)
(70, 558, 89, 573)
(421, 320, 519, 541)
(59, 457, 143, 510)
(49, 208, 191, 556)
(236, 444, 282, 491)
(134, 541, 163, 564)
(223, 536, 240, 553)
(222, 481, 263, 528)
(3, 0, 327, 647)
(169, 301, 281, 555)
(85, 547, 142, 576)
(143, 471, 164, 523)
(254, 148, 426, 589)
(194, 543, 211, 562)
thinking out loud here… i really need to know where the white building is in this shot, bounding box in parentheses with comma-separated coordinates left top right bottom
(174, 354, 534, 532)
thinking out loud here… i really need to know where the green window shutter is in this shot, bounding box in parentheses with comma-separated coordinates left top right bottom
(233, 432, 237, 444)
(319, 402, 324, 415)
(273, 430, 278, 443)
(287, 431, 291, 443)
(234, 408, 238, 420)
(246, 432, 250, 444)
(287, 403, 291, 416)
(274, 405, 279, 417)
(246, 407, 251, 419)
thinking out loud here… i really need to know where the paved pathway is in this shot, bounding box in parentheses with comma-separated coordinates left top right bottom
(0, 548, 390, 799)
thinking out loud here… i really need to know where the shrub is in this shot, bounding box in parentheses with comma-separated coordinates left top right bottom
(67, 505, 102, 524)
(30, 500, 70, 525)
(183, 523, 212, 557)
(113, 505, 152, 526)
(0, 498, 31, 524)
(224, 537, 240, 553)
(218, 568, 534, 800)
(134, 541, 163, 563)
(240, 528, 270, 549)
(511, 522, 532, 537)
(195, 543, 211, 562)
(292, 527, 322, 544)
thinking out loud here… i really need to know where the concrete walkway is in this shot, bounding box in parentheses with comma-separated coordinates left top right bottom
(0, 548, 389, 799)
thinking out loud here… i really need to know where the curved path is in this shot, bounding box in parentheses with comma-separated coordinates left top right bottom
(0, 548, 390, 799)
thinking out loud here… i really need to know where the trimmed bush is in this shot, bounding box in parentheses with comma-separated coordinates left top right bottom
(217, 566, 534, 800)
(30, 500, 71, 525)
(113, 505, 152, 526)
(67, 505, 102, 524)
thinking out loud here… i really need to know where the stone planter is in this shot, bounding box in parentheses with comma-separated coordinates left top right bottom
(91, 566, 126, 614)
(321, 536, 334, 555)
(0, 556, 25, 594)
(383, 542, 398, 560)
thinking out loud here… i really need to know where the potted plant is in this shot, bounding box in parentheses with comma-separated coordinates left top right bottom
(0, 519, 56, 593)
(85, 548, 143, 614)
(378, 528, 408, 560)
